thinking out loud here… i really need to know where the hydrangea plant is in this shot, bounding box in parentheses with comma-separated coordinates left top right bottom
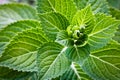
(0, 0, 120, 80)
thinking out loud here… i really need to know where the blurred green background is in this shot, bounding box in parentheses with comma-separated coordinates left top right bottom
(0, 0, 120, 10)
(0, 0, 36, 7)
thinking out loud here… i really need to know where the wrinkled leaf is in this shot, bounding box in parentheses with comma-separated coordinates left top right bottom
(38, 12, 69, 41)
(0, 20, 41, 55)
(0, 3, 38, 29)
(0, 27, 49, 72)
(107, 0, 120, 10)
(37, 42, 71, 80)
(0, 66, 33, 80)
(37, 0, 77, 22)
(56, 30, 74, 47)
(82, 41, 120, 80)
(74, 0, 109, 14)
(72, 5, 95, 34)
(65, 44, 90, 65)
(61, 62, 92, 80)
(88, 14, 120, 51)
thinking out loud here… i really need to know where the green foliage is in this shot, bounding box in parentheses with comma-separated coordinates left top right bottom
(82, 41, 120, 80)
(60, 63, 93, 80)
(37, 0, 77, 22)
(0, 20, 41, 55)
(107, 0, 120, 10)
(65, 44, 90, 65)
(38, 12, 69, 41)
(0, 66, 33, 80)
(71, 5, 95, 34)
(88, 14, 120, 51)
(0, 4, 38, 29)
(74, 0, 109, 14)
(0, 0, 120, 80)
(37, 42, 70, 80)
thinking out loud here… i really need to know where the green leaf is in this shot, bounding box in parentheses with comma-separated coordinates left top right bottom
(88, 14, 120, 51)
(37, 0, 77, 22)
(0, 28, 49, 72)
(37, 42, 71, 80)
(0, 20, 41, 55)
(81, 42, 120, 80)
(61, 62, 92, 80)
(113, 26, 120, 43)
(38, 12, 69, 41)
(0, 3, 38, 29)
(107, 0, 120, 10)
(110, 7, 120, 20)
(56, 30, 74, 47)
(72, 5, 95, 34)
(109, 8, 120, 43)
(65, 44, 90, 65)
(0, 66, 32, 80)
(24, 73, 38, 80)
(74, 0, 109, 14)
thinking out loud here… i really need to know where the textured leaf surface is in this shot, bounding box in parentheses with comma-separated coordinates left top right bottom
(37, 42, 71, 80)
(74, 0, 109, 14)
(38, 12, 69, 41)
(65, 44, 90, 65)
(0, 66, 32, 80)
(110, 8, 120, 43)
(37, 0, 77, 22)
(72, 5, 95, 34)
(107, 0, 120, 10)
(0, 3, 38, 29)
(0, 20, 40, 55)
(0, 28, 49, 72)
(61, 62, 92, 80)
(82, 41, 120, 80)
(110, 8, 120, 20)
(88, 14, 120, 51)
(56, 30, 74, 47)
(24, 73, 38, 80)
(113, 26, 120, 43)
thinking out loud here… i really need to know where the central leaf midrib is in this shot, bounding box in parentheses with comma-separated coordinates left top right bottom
(75, 46, 81, 61)
(0, 51, 36, 71)
(71, 63, 81, 80)
(41, 47, 66, 79)
(89, 23, 117, 37)
(48, 0, 56, 12)
(42, 17, 61, 31)
(0, 51, 36, 62)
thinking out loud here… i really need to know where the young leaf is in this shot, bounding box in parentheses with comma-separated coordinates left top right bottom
(38, 12, 69, 41)
(74, 0, 109, 14)
(88, 14, 120, 51)
(37, 0, 77, 22)
(61, 62, 92, 80)
(81, 42, 120, 80)
(37, 42, 71, 80)
(0, 28, 49, 72)
(65, 44, 90, 65)
(0, 20, 41, 55)
(0, 3, 38, 29)
(56, 30, 74, 47)
(72, 5, 95, 34)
